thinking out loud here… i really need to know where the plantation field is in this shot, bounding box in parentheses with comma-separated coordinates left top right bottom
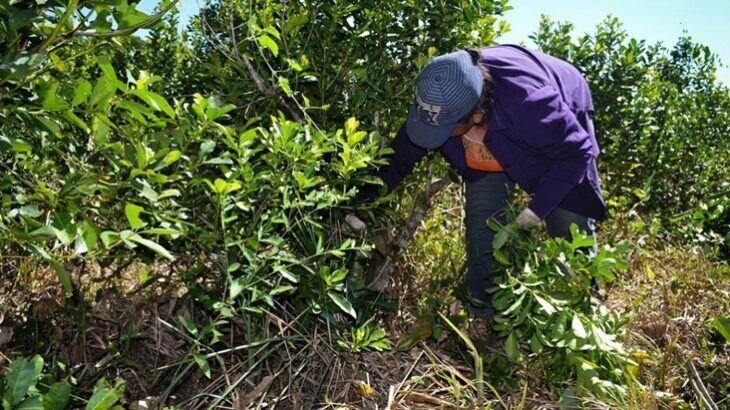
(1, 1, 728, 409)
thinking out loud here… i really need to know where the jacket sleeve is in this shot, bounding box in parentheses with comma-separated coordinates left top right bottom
(513, 85, 596, 219)
(373, 122, 428, 191)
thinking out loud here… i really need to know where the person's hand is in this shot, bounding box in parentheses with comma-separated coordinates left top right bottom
(516, 207, 541, 229)
(345, 213, 367, 232)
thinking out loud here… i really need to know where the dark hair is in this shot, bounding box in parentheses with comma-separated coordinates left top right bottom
(458, 48, 494, 126)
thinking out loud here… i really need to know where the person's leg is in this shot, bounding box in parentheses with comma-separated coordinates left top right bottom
(463, 172, 514, 317)
(544, 207, 597, 255)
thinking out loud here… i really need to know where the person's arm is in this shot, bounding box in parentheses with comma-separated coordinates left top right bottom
(357, 122, 428, 202)
(513, 85, 595, 220)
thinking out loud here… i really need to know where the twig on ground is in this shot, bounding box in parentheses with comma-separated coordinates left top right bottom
(392, 349, 425, 402)
(687, 361, 719, 410)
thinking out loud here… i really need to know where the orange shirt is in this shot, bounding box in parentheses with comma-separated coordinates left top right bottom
(462, 131, 504, 172)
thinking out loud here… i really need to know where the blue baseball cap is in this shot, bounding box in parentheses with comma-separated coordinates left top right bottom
(406, 50, 484, 149)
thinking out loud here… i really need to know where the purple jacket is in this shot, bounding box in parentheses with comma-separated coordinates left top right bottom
(374, 44, 607, 221)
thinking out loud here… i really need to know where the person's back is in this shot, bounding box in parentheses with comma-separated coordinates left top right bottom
(479, 44, 599, 156)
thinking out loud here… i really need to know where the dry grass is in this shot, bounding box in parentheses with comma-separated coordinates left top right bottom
(608, 237, 729, 407)
(1, 203, 728, 409)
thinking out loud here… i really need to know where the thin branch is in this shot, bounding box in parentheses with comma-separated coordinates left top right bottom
(688, 361, 719, 410)
(0, 162, 35, 191)
(241, 54, 302, 122)
(60, 0, 180, 40)
(197, 5, 305, 123)
(39, 0, 79, 51)
(366, 176, 452, 291)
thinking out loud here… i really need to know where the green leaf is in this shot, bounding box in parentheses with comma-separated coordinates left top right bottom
(124, 203, 147, 230)
(2, 357, 36, 407)
(328, 292, 356, 319)
(18, 204, 42, 218)
(30, 355, 43, 378)
(163, 150, 181, 164)
(89, 76, 116, 109)
(261, 26, 281, 39)
(52, 212, 75, 246)
(130, 89, 175, 119)
(270, 285, 294, 296)
(72, 79, 92, 106)
(274, 265, 299, 283)
(39, 81, 68, 111)
(91, 9, 113, 31)
(100, 231, 120, 248)
(713, 316, 730, 342)
(116, 100, 152, 124)
(493, 249, 510, 265)
(533, 294, 557, 315)
(230, 277, 245, 300)
(128, 234, 175, 261)
(91, 115, 111, 145)
(96, 55, 118, 83)
(505, 332, 519, 361)
(330, 268, 348, 283)
(81, 221, 98, 252)
(16, 396, 43, 409)
(139, 181, 159, 201)
(632, 187, 648, 199)
(178, 316, 197, 335)
(257, 34, 279, 56)
(6, 51, 45, 81)
(199, 140, 216, 158)
(569, 223, 596, 250)
(43, 381, 71, 410)
(277, 76, 292, 96)
(205, 102, 236, 121)
(85, 379, 123, 410)
(502, 293, 525, 315)
(492, 229, 508, 250)
(0, 136, 32, 153)
(139, 228, 182, 236)
(193, 354, 212, 379)
(529, 334, 543, 353)
(61, 110, 88, 131)
(113, 2, 151, 27)
(572, 314, 587, 338)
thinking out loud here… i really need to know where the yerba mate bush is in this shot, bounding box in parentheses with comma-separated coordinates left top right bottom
(0, 0, 391, 321)
(0, 51, 392, 401)
(487, 218, 639, 401)
(0, 56, 390, 319)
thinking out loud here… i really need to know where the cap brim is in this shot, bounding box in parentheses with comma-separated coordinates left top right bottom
(405, 103, 455, 149)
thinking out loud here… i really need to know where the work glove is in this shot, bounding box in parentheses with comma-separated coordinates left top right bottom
(345, 184, 381, 234)
(345, 213, 367, 232)
(516, 207, 541, 229)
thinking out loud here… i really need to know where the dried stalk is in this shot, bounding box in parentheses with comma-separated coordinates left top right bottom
(366, 177, 451, 290)
(687, 361, 718, 410)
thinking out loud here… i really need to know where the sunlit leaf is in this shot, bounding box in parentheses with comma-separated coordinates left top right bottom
(257, 34, 279, 56)
(328, 292, 356, 319)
